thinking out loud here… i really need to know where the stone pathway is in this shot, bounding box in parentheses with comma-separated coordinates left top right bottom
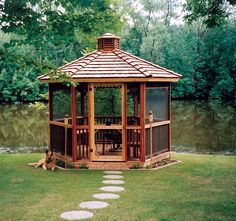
(103, 171, 123, 174)
(60, 170, 125, 220)
(79, 201, 109, 209)
(103, 175, 124, 179)
(93, 193, 120, 200)
(100, 186, 124, 192)
(60, 211, 94, 220)
(102, 179, 125, 185)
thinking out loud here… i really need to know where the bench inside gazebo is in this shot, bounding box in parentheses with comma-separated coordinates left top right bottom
(38, 33, 181, 169)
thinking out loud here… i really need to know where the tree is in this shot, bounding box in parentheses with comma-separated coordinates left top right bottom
(184, 0, 236, 28)
(0, 0, 124, 102)
(122, 0, 236, 100)
(1, 0, 124, 65)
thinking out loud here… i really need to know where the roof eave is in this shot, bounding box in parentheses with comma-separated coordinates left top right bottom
(38, 76, 181, 84)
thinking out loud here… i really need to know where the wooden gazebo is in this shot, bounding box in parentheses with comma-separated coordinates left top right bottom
(38, 33, 181, 169)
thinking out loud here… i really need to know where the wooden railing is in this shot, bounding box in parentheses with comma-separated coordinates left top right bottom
(95, 116, 121, 125)
(95, 129, 122, 155)
(127, 128, 141, 160)
(50, 124, 72, 157)
(145, 122, 169, 159)
(77, 129, 89, 159)
(49, 116, 142, 161)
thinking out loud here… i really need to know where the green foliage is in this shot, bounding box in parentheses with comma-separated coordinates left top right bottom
(0, 0, 124, 103)
(0, 46, 50, 102)
(130, 162, 141, 169)
(79, 162, 89, 169)
(122, 0, 236, 100)
(184, 0, 236, 28)
(29, 102, 47, 110)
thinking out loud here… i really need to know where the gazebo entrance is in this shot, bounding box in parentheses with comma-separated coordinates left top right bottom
(90, 83, 125, 161)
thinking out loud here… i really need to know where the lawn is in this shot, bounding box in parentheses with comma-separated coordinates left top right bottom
(0, 153, 235, 221)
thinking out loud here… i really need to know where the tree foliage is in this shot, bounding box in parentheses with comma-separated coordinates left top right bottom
(0, 0, 236, 102)
(184, 0, 236, 28)
(0, 0, 123, 102)
(122, 0, 236, 100)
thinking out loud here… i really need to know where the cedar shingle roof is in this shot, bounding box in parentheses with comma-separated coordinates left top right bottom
(38, 33, 181, 82)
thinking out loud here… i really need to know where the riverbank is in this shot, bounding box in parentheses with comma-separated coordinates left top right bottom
(0, 146, 47, 154)
(0, 152, 235, 221)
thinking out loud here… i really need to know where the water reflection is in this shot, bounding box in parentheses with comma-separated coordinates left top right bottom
(0, 101, 235, 154)
(0, 104, 48, 148)
(172, 101, 236, 154)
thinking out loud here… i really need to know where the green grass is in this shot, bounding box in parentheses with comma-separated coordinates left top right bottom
(0, 153, 235, 221)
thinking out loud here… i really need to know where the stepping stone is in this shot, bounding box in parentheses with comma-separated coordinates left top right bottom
(102, 180, 125, 185)
(104, 171, 123, 174)
(79, 201, 109, 209)
(60, 210, 93, 220)
(93, 193, 120, 200)
(103, 175, 124, 179)
(100, 186, 125, 192)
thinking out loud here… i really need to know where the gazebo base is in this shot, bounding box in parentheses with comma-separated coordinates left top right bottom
(54, 152, 172, 170)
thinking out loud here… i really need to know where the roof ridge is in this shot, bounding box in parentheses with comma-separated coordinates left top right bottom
(113, 50, 152, 77)
(116, 49, 182, 78)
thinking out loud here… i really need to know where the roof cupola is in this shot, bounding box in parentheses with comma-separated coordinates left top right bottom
(97, 33, 120, 51)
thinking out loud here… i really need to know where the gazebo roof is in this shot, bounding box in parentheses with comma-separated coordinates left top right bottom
(38, 33, 181, 83)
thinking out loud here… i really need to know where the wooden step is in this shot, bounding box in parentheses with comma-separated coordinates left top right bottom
(89, 162, 130, 170)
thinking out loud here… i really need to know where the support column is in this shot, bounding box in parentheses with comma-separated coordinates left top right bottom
(168, 84, 171, 152)
(48, 84, 53, 150)
(140, 83, 146, 162)
(122, 83, 127, 161)
(71, 86, 77, 162)
(88, 83, 95, 161)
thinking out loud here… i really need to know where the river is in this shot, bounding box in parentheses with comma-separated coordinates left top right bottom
(0, 101, 235, 154)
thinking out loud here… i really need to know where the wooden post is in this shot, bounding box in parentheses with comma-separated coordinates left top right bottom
(122, 83, 127, 161)
(149, 110, 153, 166)
(88, 83, 95, 161)
(71, 86, 77, 162)
(168, 84, 172, 155)
(48, 84, 53, 151)
(140, 83, 146, 162)
(64, 114, 68, 167)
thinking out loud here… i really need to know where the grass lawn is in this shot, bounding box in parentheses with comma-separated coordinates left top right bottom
(0, 153, 235, 221)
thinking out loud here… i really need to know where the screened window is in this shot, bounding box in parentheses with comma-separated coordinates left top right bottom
(76, 84, 88, 125)
(52, 88, 71, 122)
(146, 87, 169, 123)
(127, 83, 140, 125)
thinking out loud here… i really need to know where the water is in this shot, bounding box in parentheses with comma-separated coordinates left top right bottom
(0, 101, 235, 154)
(0, 104, 48, 150)
(172, 101, 236, 154)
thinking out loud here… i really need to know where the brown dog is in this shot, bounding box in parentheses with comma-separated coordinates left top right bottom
(28, 149, 56, 171)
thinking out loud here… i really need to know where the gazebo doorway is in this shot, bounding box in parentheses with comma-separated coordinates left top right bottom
(90, 83, 126, 162)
